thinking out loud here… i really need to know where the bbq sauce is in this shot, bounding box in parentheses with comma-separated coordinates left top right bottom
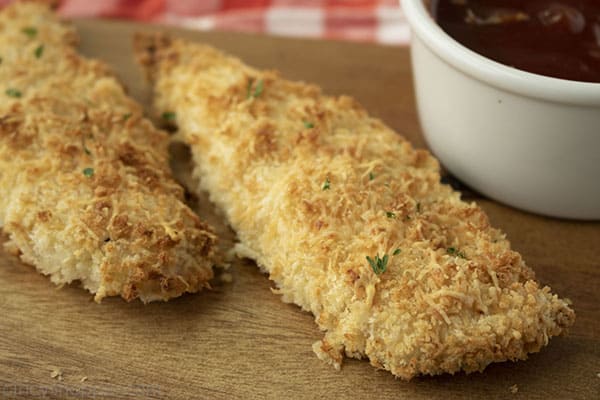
(432, 0, 600, 83)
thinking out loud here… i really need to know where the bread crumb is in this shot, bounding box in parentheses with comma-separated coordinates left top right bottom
(509, 384, 518, 394)
(596, 372, 600, 379)
(3, 240, 20, 256)
(225, 247, 238, 262)
(80, 376, 88, 383)
(220, 272, 233, 283)
(50, 368, 63, 381)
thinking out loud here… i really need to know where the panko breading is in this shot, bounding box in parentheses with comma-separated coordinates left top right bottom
(0, 2, 217, 302)
(135, 33, 575, 379)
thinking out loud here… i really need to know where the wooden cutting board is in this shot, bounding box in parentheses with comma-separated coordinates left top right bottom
(0, 19, 598, 400)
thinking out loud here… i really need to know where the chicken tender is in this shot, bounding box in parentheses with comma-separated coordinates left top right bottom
(0, 2, 217, 302)
(134, 33, 575, 378)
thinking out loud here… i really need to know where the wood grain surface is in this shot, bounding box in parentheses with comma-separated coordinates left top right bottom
(0, 19, 599, 400)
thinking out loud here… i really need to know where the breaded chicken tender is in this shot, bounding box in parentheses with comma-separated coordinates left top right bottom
(0, 2, 217, 302)
(135, 34, 575, 378)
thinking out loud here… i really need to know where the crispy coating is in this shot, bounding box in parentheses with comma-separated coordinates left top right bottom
(0, 2, 218, 302)
(135, 33, 575, 378)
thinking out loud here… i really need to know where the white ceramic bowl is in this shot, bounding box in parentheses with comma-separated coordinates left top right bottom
(403, 0, 600, 220)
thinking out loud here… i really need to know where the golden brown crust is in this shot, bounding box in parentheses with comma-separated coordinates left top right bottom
(134, 34, 575, 378)
(0, 2, 218, 302)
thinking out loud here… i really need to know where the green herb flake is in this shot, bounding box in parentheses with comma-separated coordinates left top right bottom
(22, 27, 37, 38)
(393, 248, 401, 256)
(386, 211, 396, 219)
(162, 111, 176, 121)
(303, 120, 314, 129)
(447, 247, 466, 259)
(34, 44, 44, 59)
(369, 172, 375, 181)
(5, 88, 22, 98)
(253, 79, 264, 98)
(83, 167, 94, 178)
(366, 254, 389, 275)
(247, 78, 264, 99)
(123, 113, 132, 122)
(82, 134, 93, 156)
(322, 176, 331, 191)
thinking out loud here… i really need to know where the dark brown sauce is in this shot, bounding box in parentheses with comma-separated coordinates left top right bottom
(432, 0, 600, 83)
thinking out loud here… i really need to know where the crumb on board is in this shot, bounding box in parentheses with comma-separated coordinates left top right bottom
(220, 272, 233, 283)
(50, 368, 63, 381)
(80, 376, 88, 383)
(509, 384, 519, 394)
(597, 372, 600, 379)
(225, 247, 239, 263)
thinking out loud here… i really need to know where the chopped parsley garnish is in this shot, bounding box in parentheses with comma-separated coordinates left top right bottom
(367, 254, 388, 275)
(386, 211, 396, 218)
(393, 248, 401, 256)
(369, 172, 375, 181)
(247, 78, 264, 99)
(162, 111, 176, 121)
(82, 167, 94, 178)
(22, 27, 37, 38)
(34, 44, 44, 58)
(123, 113, 132, 121)
(253, 79, 264, 98)
(82, 134, 93, 156)
(447, 247, 466, 259)
(322, 176, 331, 191)
(5, 88, 22, 98)
(303, 120, 314, 129)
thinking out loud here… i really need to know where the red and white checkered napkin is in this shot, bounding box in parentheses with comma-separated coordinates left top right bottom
(0, 0, 410, 45)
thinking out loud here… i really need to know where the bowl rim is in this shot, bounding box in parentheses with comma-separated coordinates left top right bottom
(402, 0, 600, 106)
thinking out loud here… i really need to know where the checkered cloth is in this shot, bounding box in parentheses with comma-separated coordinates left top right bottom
(0, 0, 410, 45)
